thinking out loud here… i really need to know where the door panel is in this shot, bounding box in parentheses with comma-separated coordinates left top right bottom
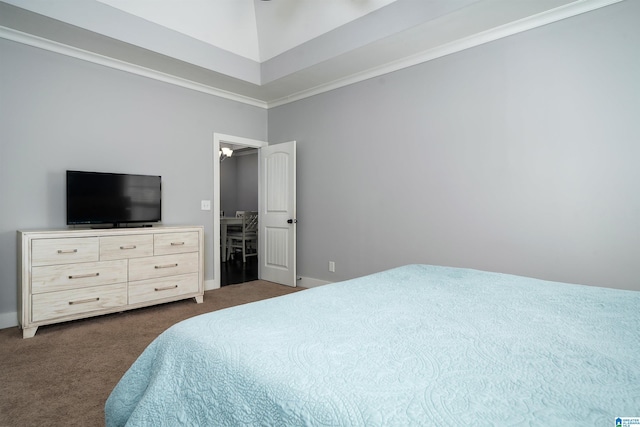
(265, 227, 289, 269)
(259, 141, 296, 286)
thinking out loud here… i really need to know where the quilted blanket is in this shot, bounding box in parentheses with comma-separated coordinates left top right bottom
(105, 264, 640, 426)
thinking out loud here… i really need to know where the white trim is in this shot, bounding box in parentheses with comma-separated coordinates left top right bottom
(266, 0, 624, 108)
(204, 279, 218, 291)
(0, 311, 18, 329)
(0, 26, 268, 109)
(298, 276, 332, 289)
(0, 276, 322, 331)
(1, 279, 221, 330)
(215, 133, 267, 149)
(0, 0, 622, 109)
(0, 276, 317, 328)
(213, 133, 268, 290)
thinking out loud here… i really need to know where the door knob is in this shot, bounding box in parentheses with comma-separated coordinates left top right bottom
(287, 219, 298, 224)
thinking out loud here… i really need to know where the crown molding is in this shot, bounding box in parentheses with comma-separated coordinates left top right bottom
(1, 0, 623, 110)
(265, 0, 624, 108)
(0, 25, 269, 109)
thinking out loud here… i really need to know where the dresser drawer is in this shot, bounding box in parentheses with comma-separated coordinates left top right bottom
(32, 260, 127, 294)
(19, 226, 204, 338)
(100, 234, 153, 260)
(31, 283, 127, 323)
(32, 237, 99, 266)
(129, 252, 199, 281)
(154, 232, 199, 255)
(128, 273, 199, 305)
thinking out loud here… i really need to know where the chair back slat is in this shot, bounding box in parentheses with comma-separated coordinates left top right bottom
(242, 211, 259, 234)
(225, 211, 258, 262)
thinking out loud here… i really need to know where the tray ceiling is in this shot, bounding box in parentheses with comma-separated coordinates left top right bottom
(0, 0, 622, 108)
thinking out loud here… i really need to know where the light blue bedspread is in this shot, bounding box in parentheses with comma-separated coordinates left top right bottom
(105, 265, 640, 426)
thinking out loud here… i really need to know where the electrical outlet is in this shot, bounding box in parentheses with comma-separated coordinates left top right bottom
(201, 200, 211, 211)
(329, 261, 335, 272)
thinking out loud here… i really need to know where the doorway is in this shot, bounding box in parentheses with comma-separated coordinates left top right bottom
(213, 134, 267, 288)
(213, 133, 298, 289)
(221, 257, 258, 286)
(219, 143, 259, 286)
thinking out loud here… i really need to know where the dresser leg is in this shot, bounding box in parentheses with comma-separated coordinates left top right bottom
(22, 326, 38, 339)
(194, 295, 203, 304)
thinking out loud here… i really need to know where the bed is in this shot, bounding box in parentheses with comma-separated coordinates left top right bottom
(105, 264, 640, 426)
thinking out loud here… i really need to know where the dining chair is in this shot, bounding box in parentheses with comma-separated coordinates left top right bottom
(226, 211, 244, 233)
(226, 211, 258, 263)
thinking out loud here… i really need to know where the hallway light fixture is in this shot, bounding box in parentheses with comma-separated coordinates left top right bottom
(219, 146, 233, 161)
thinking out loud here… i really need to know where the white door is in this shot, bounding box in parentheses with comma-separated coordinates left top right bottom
(258, 141, 297, 287)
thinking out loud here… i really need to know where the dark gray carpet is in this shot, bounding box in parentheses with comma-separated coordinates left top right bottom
(0, 281, 303, 426)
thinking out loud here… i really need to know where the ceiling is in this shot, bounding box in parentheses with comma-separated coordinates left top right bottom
(98, 0, 399, 63)
(0, 0, 621, 108)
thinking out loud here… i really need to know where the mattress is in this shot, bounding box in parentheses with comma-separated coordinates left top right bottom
(105, 264, 640, 426)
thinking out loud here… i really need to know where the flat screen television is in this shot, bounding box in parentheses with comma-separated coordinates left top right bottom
(66, 170, 161, 227)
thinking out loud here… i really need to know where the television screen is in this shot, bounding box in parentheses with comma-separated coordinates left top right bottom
(66, 170, 161, 226)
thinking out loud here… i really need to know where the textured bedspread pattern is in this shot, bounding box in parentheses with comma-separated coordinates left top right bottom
(106, 265, 640, 426)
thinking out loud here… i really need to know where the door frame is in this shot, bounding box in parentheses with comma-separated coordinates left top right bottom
(213, 133, 267, 289)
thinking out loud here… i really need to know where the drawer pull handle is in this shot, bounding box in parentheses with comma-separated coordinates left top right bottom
(120, 245, 137, 250)
(170, 242, 185, 246)
(57, 249, 78, 254)
(155, 263, 178, 269)
(68, 272, 100, 279)
(69, 297, 100, 305)
(155, 285, 178, 292)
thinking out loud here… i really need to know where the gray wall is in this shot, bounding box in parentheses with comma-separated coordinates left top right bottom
(268, 1, 640, 291)
(2, 1, 638, 328)
(220, 157, 239, 217)
(220, 152, 258, 216)
(0, 38, 267, 323)
(236, 153, 259, 212)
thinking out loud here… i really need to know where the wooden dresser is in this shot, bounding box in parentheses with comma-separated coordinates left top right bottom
(18, 226, 204, 338)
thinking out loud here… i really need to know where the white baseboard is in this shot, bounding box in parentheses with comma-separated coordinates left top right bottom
(204, 279, 219, 291)
(0, 276, 326, 329)
(1, 280, 219, 331)
(0, 311, 18, 330)
(206, 276, 330, 290)
(298, 276, 332, 288)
